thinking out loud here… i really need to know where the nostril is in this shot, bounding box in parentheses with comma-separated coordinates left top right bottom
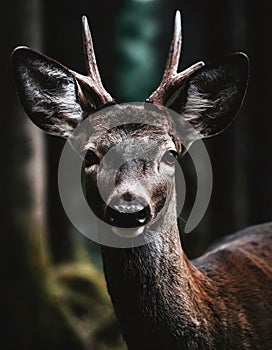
(136, 206, 151, 224)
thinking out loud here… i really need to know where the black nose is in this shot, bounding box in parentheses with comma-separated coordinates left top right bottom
(105, 196, 151, 228)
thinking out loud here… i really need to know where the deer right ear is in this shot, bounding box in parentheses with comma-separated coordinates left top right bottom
(12, 47, 88, 138)
(166, 53, 249, 139)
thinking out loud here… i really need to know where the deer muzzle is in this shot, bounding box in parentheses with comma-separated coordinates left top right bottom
(105, 195, 151, 230)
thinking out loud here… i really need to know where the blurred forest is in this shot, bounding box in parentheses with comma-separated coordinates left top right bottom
(1, 0, 272, 349)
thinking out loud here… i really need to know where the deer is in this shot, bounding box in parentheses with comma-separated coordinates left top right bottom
(12, 11, 272, 350)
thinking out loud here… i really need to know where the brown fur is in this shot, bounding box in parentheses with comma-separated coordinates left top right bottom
(102, 223, 272, 350)
(12, 18, 269, 349)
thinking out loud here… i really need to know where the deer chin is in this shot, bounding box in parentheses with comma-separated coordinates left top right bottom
(111, 226, 145, 238)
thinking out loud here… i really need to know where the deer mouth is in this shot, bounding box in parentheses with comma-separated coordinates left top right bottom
(111, 226, 146, 238)
(105, 196, 152, 235)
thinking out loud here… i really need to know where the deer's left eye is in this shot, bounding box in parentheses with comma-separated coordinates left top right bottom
(161, 150, 178, 165)
(84, 150, 100, 166)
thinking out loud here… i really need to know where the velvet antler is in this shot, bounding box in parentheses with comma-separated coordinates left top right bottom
(146, 11, 205, 106)
(71, 16, 114, 108)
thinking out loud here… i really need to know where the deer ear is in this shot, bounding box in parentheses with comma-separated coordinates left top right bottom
(166, 53, 249, 138)
(12, 47, 88, 138)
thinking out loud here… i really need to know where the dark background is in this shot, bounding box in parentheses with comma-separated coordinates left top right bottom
(1, 0, 272, 349)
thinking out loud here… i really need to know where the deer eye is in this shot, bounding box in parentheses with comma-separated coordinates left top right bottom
(161, 150, 178, 165)
(84, 150, 100, 166)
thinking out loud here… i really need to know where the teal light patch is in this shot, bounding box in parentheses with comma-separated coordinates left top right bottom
(114, 0, 161, 101)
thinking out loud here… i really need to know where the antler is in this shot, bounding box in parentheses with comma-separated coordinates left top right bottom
(71, 16, 114, 108)
(146, 11, 205, 106)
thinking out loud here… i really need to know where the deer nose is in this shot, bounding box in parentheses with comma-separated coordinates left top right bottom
(105, 196, 151, 228)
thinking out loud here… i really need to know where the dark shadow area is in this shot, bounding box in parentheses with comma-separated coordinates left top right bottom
(1, 0, 272, 348)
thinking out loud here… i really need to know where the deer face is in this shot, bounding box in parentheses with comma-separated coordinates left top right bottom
(12, 12, 249, 239)
(76, 104, 181, 237)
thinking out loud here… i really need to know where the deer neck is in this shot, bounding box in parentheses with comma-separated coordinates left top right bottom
(101, 197, 217, 349)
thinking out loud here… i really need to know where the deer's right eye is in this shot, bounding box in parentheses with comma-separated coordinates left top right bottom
(161, 150, 178, 166)
(84, 150, 100, 166)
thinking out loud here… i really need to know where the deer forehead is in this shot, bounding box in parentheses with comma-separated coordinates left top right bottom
(73, 104, 179, 155)
(86, 125, 177, 159)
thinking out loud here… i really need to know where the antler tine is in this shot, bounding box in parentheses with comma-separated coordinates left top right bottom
(147, 10, 205, 106)
(70, 16, 114, 108)
(82, 15, 103, 84)
(162, 10, 182, 81)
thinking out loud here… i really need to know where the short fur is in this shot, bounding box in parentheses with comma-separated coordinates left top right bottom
(11, 20, 272, 350)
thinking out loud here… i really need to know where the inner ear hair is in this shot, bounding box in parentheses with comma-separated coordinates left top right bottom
(168, 53, 249, 139)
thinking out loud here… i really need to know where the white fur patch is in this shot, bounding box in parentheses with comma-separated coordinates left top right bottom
(182, 85, 214, 133)
(111, 226, 145, 238)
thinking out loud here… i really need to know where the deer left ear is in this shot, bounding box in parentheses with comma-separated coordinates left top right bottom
(12, 47, 88, 138)
(167, 53, 249, 138)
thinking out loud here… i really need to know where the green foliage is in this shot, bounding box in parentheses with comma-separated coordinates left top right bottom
(0, 220, 125, 350)
(50, 262, 125, 349)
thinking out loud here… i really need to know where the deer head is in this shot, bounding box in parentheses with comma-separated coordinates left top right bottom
(12, 11, 248, 239)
